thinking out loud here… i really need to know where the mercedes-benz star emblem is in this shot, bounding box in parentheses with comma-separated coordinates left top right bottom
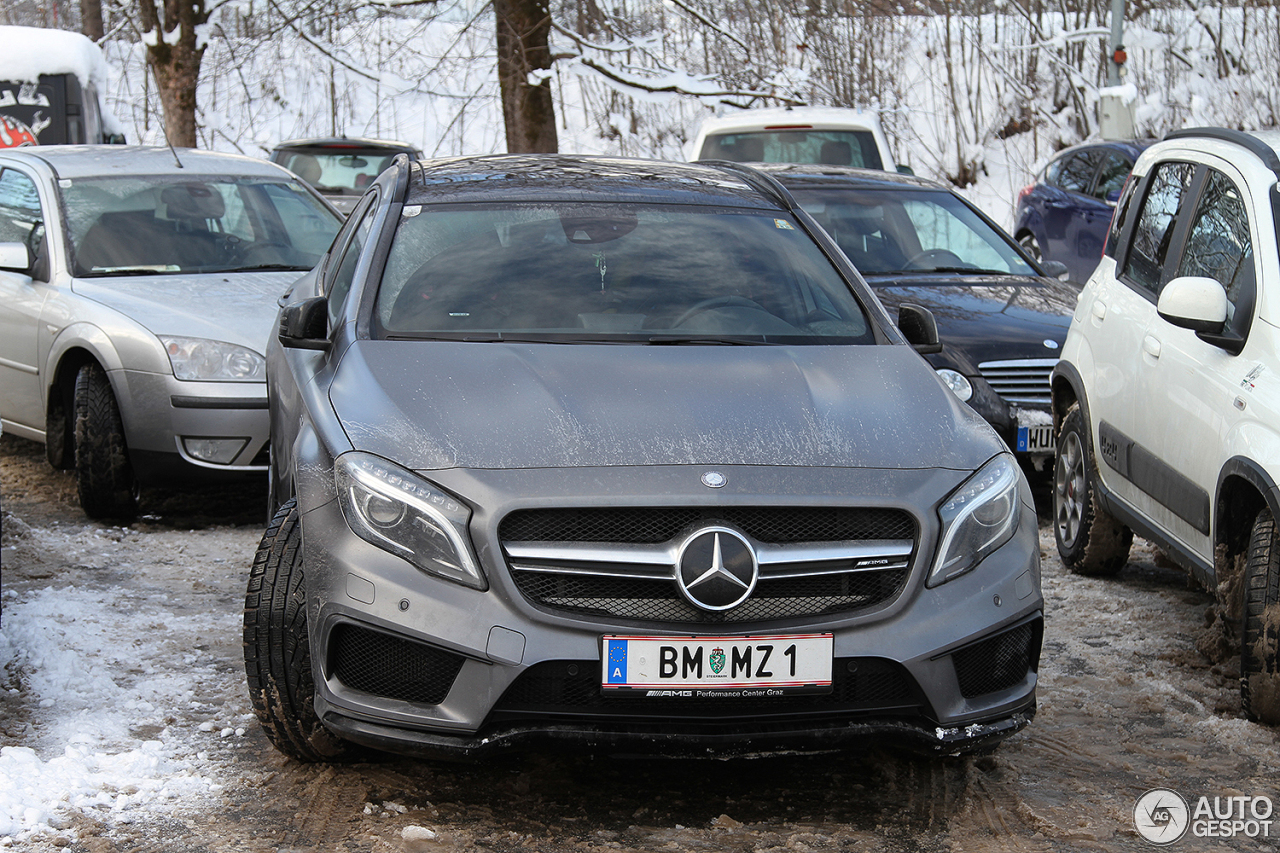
(675, 526, 758, 611)
(701, 471, 727, 489)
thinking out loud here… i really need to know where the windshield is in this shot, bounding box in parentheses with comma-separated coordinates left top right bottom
(63, 175, 342, 276)
(790, 186, 1039, 278)
(700, 131, 884, 170)
(277, 149, 402, 195)
(376, 203, 875, 344)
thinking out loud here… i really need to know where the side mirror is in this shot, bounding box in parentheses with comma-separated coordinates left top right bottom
(278, 296, 330, 350)
(898, 303, 942, 354)
(896, 164, 915, 176)
(1040, 259, 1070, 281)
(0, 241, 32, 275)
(1157, 276, 1227, 333)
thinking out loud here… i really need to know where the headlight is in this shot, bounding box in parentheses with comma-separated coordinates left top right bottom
(936, 368, 974, 402)
(160, 336, 266, 381)
(929, 454, 1020, 587)
(335, 452, 486, 590)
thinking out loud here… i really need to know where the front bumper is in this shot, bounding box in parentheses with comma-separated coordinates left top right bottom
(322, 700, 1037, 760)
(298, 463, 1043, 758)
(115, 368, 269, 484)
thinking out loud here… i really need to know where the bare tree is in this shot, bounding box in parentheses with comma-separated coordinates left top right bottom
(494, 0, 558, 152)
(136, 0, 209, 148)
(80, 0, 104, 40)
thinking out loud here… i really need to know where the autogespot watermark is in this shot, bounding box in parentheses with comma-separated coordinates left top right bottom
(1134, 788, 1275, 844)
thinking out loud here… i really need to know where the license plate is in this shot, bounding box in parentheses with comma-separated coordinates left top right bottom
(601, 634, 833, 696)
(1017, 423, 1055, 454)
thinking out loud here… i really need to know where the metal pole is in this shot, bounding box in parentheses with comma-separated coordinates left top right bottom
(1108, 0, 1126, 86)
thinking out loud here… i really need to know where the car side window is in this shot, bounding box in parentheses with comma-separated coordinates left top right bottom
(324, 194, 378, 328)
(1093, 152, 1131, 200)
(1121, 161, 1196, 296)
(1105, 173, 1140, 258)
(1056, 150, 1103, 193)
(0, 167, 46, 266)
(1175, 169, 1253, 332)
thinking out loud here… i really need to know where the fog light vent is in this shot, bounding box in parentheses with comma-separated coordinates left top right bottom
(952, 622, 1038, 699)
(329, 623, 465, 705)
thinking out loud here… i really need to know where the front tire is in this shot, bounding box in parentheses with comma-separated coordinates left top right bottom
(1241, 508, 1280, 724)
(1018, 232, 1043, 262)
(1053, 404, 1131, 575)
(73, 362, 138, 520)
(244, 499, 361, 762)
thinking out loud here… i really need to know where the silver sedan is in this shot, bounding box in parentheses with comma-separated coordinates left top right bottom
(0, 145, 343, 520)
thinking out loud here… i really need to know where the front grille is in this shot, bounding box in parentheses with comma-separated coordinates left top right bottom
(500, 507, 917, 625)
(977, 358, 1057, 407)
(952, 621, 1040, 699)
(511, 569, 908, 623)
(328, 623, 465, 705)
(489, 657, 920, 722)
(500, 507, 915, 544)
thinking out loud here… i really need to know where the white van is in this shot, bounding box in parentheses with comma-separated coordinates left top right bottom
(688, 106, 908, 173)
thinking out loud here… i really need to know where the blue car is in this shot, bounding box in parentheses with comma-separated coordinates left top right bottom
(1013, 140, 1152, 285)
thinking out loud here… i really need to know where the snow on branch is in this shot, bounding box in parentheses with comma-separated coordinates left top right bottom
(563, 55, 801, 106)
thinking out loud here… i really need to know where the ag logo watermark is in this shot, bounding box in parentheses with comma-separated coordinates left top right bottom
(1134, 789, 1189, 845)
(1134, 788, 1275, 844)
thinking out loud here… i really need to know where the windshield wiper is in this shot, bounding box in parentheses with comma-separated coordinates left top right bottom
(874, 267, 1006, 276)
(83, 266, 176, 277)
(223, 263, 312, 272)
(645, 335, 770, 345)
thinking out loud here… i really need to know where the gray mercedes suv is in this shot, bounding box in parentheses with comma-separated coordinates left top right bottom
(244, 154, 1043, 762)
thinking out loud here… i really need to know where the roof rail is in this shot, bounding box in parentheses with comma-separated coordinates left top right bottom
(1164, 127, 1280, 178)
(697, 160, 799, 212)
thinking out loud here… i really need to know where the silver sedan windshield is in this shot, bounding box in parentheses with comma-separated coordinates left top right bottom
(376, 204, 873, 343)
(63, 175, 340, 276)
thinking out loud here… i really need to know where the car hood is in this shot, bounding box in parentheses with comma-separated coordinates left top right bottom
(72, 272, 300, 354)
(329, 341, 1000, 471)
(868, 274, 1076, 366)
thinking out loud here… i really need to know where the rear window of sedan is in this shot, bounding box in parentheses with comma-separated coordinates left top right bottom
(375, 203, 875, 344)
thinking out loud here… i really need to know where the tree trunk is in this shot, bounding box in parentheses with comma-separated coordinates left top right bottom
(136, 0, 209, 148)
(493, 0, 559, 153)
(80, 0, 104, 41)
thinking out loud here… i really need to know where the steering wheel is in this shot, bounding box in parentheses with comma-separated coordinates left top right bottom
(903, 248, 967, 270)
(239, 241, 293, 265)
(673, 296, 768, 327)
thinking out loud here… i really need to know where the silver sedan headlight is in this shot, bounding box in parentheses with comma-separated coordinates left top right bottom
(929, 453, 1020, 587)
(159, 335, 266, 382)
(936, 368, 974, 402)
(335, 452, 486, 590)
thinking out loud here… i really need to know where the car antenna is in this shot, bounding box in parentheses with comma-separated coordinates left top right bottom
(165, 134, 184, 169)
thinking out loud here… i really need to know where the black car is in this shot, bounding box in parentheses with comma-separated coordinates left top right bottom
(269, 137, 423, 213)
(759, 164, 1078, 466)
(1013, 140, 1153, 284)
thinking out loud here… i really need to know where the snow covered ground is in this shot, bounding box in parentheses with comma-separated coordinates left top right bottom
(4, 433, 1280, 851)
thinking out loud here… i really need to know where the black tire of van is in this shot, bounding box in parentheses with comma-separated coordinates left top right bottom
(1053, 404, 1132, 576)
(1242, 508, 1280, 725)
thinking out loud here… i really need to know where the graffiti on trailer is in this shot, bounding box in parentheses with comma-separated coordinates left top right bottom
(0, 115, 39, 147)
